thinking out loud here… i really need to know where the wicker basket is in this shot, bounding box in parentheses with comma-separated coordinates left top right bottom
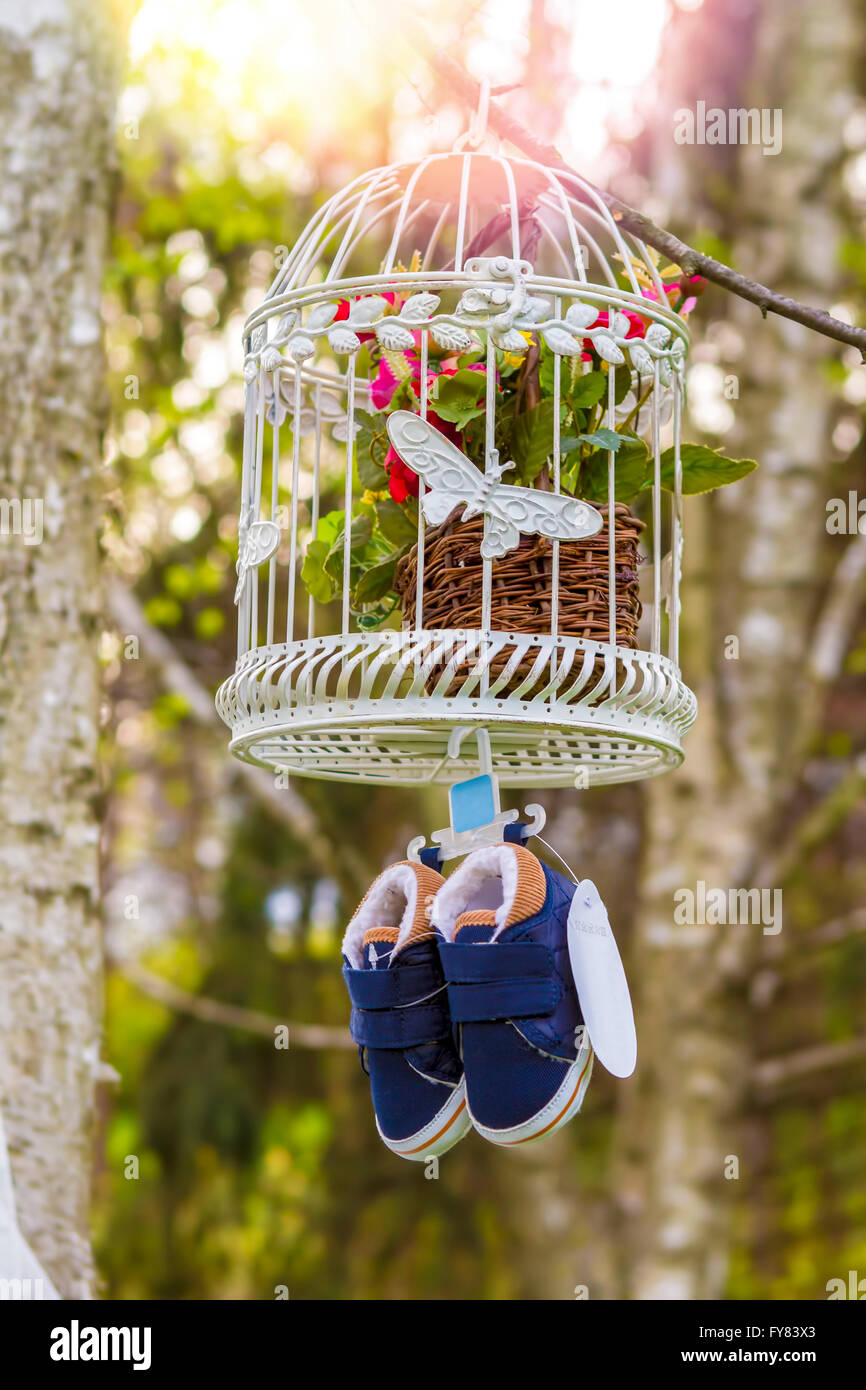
(394, 502, 645, 693)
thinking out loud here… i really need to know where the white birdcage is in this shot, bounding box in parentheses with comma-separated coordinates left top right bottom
(216, 140, 697, 789)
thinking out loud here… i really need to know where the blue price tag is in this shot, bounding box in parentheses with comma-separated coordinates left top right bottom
(449, 774, 496, 834)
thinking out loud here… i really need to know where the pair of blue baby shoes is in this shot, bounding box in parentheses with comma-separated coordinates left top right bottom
(341, 841, 594, 1159)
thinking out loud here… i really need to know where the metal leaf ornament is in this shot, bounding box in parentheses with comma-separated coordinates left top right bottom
(234, 509, 281, 603)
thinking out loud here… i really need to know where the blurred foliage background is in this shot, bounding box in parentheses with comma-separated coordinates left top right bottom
(93, 0, 866, 1299)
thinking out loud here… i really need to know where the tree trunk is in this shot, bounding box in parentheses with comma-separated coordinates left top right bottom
(613, 0, 858, 1299)
(0, 0, 123, 1298)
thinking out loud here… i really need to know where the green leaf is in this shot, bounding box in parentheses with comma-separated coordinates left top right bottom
(654, 443, 758, 495)
(328, 512, 373, 558)
(538, 352, 557, 397)
(314, 510, 345, 548)
(354, 410, 389, 490)
(578, 428, 622, 452)
(429, 368, 487, 429)
(376, 498, 418, 547)
(301, 538, 337, 604)
(319, 514, 375, 585)
(353, 554, 400, 605)
(566, 370, 607, 410)
(579, 439, 651, 504)
(614, 364, 632, 405)
(511, 399, 556, 482)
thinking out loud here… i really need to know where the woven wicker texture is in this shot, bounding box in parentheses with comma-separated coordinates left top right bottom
(395, 502, 645, 645)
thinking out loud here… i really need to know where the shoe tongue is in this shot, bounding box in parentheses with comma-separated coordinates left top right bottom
(361, 918, 436, 967)
(361, 926, 398, 965)
(454, 910, 497, 942)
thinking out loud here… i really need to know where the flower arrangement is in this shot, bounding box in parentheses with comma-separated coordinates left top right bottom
(301, 259, 756, 629)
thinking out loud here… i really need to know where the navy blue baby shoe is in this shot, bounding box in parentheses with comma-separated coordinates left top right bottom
(342, 861, 471, 1160)
(431, 843, 593, 1146)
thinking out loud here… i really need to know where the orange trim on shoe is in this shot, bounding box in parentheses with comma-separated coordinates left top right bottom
(493, 1052, 593, 1145)
(394, 1098, 468, 1155)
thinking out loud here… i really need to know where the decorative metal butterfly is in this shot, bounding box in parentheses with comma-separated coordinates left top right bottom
(234, 507, 281, 603)
(386, 410, 604, 559)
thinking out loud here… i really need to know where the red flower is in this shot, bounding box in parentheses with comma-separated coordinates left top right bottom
(385, 449, 419, 503)
(384, 408, 463, 504)
(333, 291, 400, 342)
(587, 308, 648, 342)
(579, 308, 649, 360)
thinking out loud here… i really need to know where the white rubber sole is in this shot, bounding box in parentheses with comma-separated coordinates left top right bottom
(469, 1039, 594, 1148)
(377, 1077, 472, 1161)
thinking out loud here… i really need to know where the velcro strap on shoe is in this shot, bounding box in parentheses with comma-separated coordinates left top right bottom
(438, 942, 558, 1022)
(342, 959, 441, 1010)
(348, 1001, 449, 1050)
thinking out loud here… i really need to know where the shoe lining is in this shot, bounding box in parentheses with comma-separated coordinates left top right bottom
(342, 862, 443, 968)
(432, 845, 546, 941)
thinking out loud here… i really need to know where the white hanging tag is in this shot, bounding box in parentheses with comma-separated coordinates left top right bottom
(566, 880, 637, 1079)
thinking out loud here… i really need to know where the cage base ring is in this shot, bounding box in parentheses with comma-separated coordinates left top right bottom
(216, 630, 696, 789)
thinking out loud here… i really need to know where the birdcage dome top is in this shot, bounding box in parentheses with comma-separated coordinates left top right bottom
(243, 150, 690, 371)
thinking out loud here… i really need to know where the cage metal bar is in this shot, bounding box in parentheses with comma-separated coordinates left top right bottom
(670, 376, 683, 668)
(266, 367, 281, 644)
(481, 333, 496, 650)
(382, 155, 441, 274)
(493, 155, 521, 260)
(307, 382, 322, 639)
(286, 366, 303, 645)
(341, 354, 357, 638)
(651, 360, 662, 655)
(550, 295, 562, 686)
(238, 375, 256, 658)
(415, 330, 429, 630)
(423, 202, 452, 270)
(607, 343, 616, 645)
(251, 366, 266, 648)
(454, 154, 473, 273)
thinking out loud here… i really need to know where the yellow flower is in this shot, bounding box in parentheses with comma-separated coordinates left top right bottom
(503, 331, 534, 369)
(614, 249, 684, 290)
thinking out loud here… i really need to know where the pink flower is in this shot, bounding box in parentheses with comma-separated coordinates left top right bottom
(639, 275, 705, 318)
(370, 356, 403, 410)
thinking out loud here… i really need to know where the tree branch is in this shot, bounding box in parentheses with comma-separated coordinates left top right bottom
(413, 38, 866, 356)
(804, 528, 866, 683)
(107, 583, 367, 890)
(754, 1034, 866, 1092)
(750, 754, 866, 890)
(122, 962, 354, 1050)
